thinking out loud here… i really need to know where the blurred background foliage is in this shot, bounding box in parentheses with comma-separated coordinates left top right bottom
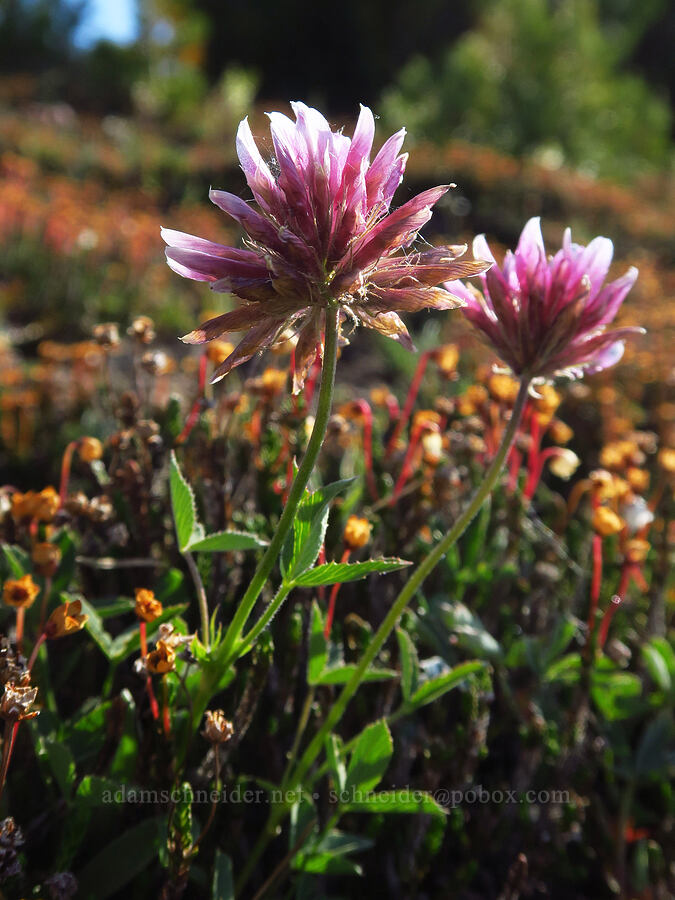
(0, 0, 673, 177)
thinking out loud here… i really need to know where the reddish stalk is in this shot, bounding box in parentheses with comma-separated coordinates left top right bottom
(354, 399, 378, 501)
(27, 632, 47, 671)
(507, 446, 522, 493)
(386, 350, 433, 458)
(176, 352, 208, 445)
(59, 440, 77, 502)
(139, 622, 160, 722)
(587, 533, 604, 642)
(597, 593, 624, 651)
(37, 576, 52, 633)
(324, 548, 351, 640)
(523, 412, 542, 499)
(162, 675, 171, 738)
(15, 608, 25, 654)
(391, 422, 435, 501)
(0, 721, 19, 805)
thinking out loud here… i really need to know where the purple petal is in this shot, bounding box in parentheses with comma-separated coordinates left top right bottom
(366, 128, 406, 209)
(342, 186, 449, 281)
(582, 266, 638, 331)
(369, 285, 466, 313)
(210, 319, 287, 383)
(165, 246, 268, 284)
(355, 309, 415, 351)
(181, 306, 274, 344)
(235, 117, 281, 212)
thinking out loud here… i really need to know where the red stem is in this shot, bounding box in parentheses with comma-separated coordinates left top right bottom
(27, 632, 47, 671)
(59, 440, 77, 502)
(176, 352, 207, 445)
(324, 548, 351, 640)
(386, 350, 432, 458)
(354, 399, 378, 501)
(586, 533, 604, 642)
(392, 422, 432, 501)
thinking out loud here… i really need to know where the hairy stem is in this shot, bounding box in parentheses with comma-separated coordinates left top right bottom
(220, 306, 340, 660)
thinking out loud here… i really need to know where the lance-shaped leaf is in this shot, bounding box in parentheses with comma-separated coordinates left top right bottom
(169, 451, 204, 551)
(292, 557, 411, 588)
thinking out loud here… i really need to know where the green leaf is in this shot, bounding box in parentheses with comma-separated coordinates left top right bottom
(35, 737, 76, 797)
(641, 642, 673, 693)
(313, 665, 398, 685)
(76, 775, 121, 807)
(344, 789, 447, 818)
(325, 734, 346, 793)
(436, 600, 503, 661)
(212, 850, 234, 900)
(1, 544, 27, 578)
(403, 660, 485, 712)
(634, 713, 675, 778)
(292, 852, 362, 876)
(77, 817, 167, 900)
(170, 450, 205, 552)
(93, 598, 136, 619)
(544, 652, 581, 685)
(281, 477, 354, 581)
(345, 720, 393, 794)
(396, 628, 419, 700)
(292, 558, 411, 588)
(188, 530, 268, 553)
(307, 601, 328, 684)
(591, 668, 643, 721)
(79, 598, 114, 660)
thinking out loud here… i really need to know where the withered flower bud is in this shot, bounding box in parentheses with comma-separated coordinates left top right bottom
(127, 315, 155, 344)
(88, 495, 114, 523)
(1, 682, 39, 722)
(140, 350, 173, 376)
(202, 709, 234, 744)
(0, 817, 25, 880)
(93, 322, 120, 349)
(64, 492, 89, 516)
(0, 639, 29, 687)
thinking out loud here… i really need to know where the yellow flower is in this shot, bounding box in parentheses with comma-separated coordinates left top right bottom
(134, 588, 163, 623)
(411, 410, 441, 433)
(206, 340, 235, 366)
(626, 467, 650, 494)
(3, 575, 40, 610)
(592, 506, 625, 537)
(79, 437, 103, 463)
(343, 515, 372, 551)
(487, 373, 520, 405)
(625, 539, 649, 565)
(260, 368, 288, 396)
(457, 385, 488, 416)
(145, 640, 175, 674)
(45, 600, 88, 639)
(34, 487, 60, 523)
(31, 542, 62, 578)
(548, 419, 574, 445)
(433, 344, 459, 378)
(532, 384, 560, 425)
(658, 448, 675, 474)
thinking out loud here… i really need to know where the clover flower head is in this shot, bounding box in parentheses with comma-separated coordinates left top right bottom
(162, 102, 490, 391)
(446, 217, 644, 381)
